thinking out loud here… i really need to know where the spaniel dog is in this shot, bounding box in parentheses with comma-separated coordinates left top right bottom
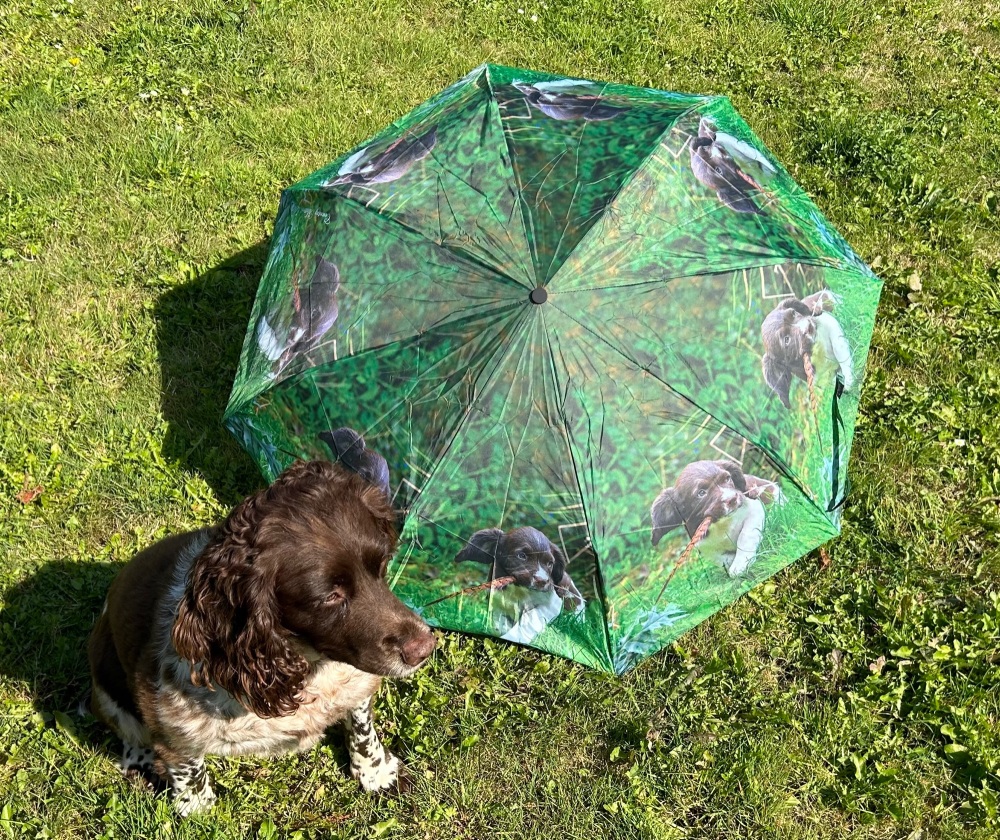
(650, 460, 780, 577)
(454, 527, 585, 644)
(87, 460, 435, 816)
(761, 289, 854, 408)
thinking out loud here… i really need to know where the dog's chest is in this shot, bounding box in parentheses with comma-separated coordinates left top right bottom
(699, 502, 758, 558)
(810, 314, 845, 372)
(158, 660, 380, 757)
(491, 585, 561, 628)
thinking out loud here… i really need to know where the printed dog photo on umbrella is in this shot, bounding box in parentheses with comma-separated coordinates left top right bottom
(324, 127, 437, 189)
(650, 459, 783, 578)
(511, 78, 626, 122)
(453, 526, 587, 645)
(761, 289, 855, 409)
(689, 116, 778, 214)
(319, 427, 391, 501)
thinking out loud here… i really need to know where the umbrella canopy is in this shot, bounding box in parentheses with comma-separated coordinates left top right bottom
(225, 64, 882, 673)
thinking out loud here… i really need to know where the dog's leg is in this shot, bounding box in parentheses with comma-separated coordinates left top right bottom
(501, 591, 563, 644)
(728, 500, 766, 577)
(345, 697, 401, 794)
(158, 749, 216, 817)
(817, 313, 854, 391)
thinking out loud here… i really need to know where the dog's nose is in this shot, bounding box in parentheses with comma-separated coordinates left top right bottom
(400, 631, 436, 666)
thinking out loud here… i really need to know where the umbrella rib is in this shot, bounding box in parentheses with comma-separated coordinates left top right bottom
(551, 254, 842, 294)
(301, 190, 533, 292)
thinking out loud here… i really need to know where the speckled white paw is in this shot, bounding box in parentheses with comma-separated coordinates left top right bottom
(174, 782, 217, 817)
(354, 751, 400, 793)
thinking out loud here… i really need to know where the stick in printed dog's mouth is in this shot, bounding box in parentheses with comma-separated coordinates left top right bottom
(422, 576, 517, 608)
(802, 351, 819, 415)
(655, 515, 713, 603)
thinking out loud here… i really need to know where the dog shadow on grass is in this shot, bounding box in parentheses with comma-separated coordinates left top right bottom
(154, 242, 270, 506)
(0, 559, 115, 750)
(0, 558, 357, 793)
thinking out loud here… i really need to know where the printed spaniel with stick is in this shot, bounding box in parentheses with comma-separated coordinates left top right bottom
(761, 289, 854, 409)
(651, 460, 781, 578)
(454, 527, 585, 645)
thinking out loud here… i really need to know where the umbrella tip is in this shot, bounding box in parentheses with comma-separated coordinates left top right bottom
(529, 287, 548, 305)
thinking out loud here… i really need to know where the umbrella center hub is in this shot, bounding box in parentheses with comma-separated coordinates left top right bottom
(529, 287, 548, 305)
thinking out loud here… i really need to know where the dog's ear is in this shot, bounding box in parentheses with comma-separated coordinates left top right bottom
(455, 528, 503, 565)
(320, 427, 365, 463)
(356, 450, 391, 501)
(715, 460, 748, 493)
(320, 427, 392, 500)
(762, 353, 792, 408)
(548, 541, 586, 612)
(777, 297, 814, 317)
(651, 488, 685, 546)
(549, 539, 568, 583)
(172, 472, 313, 719)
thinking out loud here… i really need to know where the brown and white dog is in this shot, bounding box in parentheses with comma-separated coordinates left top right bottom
(87, 460, 435, 816)
(455, 527, 585, 644)
(761, 289, 854, 408)
(650, 460, 781, 577)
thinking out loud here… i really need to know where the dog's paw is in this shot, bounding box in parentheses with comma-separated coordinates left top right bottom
(173, 782, 217, 817)
(353, 750, 401, 795)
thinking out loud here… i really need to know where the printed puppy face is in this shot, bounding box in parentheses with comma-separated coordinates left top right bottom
(761, 298, 816, 407)
(455, 526, 567, 592)
(651, 460, 750, 545)
(763, 299, 816, 364)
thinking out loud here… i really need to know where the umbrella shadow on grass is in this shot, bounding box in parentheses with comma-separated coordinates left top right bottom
(154, 243, 269, 506)
(0, 559, 117, 752)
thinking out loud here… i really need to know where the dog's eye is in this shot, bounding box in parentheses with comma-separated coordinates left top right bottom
(323, 586, 347, 607)
(698, 489, 708, 498)
(782, 335, 791, 346)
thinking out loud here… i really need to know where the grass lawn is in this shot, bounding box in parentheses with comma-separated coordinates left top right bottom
(2, 0, 999, 837)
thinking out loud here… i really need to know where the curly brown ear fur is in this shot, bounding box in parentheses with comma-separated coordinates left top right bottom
(172, 461, 362, 719)
(651, 488, 684, 546)
(714, 460, 748, 493)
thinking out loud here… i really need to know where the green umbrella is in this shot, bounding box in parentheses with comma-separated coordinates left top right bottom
(225, 63, 882, 673)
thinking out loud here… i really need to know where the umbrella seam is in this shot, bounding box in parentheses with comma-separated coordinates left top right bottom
(486, 63, 544, 289)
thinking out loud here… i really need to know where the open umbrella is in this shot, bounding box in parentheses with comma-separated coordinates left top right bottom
(225, 64, 882, 673)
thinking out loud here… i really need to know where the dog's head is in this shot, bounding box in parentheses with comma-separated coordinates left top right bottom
(761, 297, 818, 407)
(455, 526, 568, 593)
(651, 460, 752, 546)
(172, 460, 434, 719)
